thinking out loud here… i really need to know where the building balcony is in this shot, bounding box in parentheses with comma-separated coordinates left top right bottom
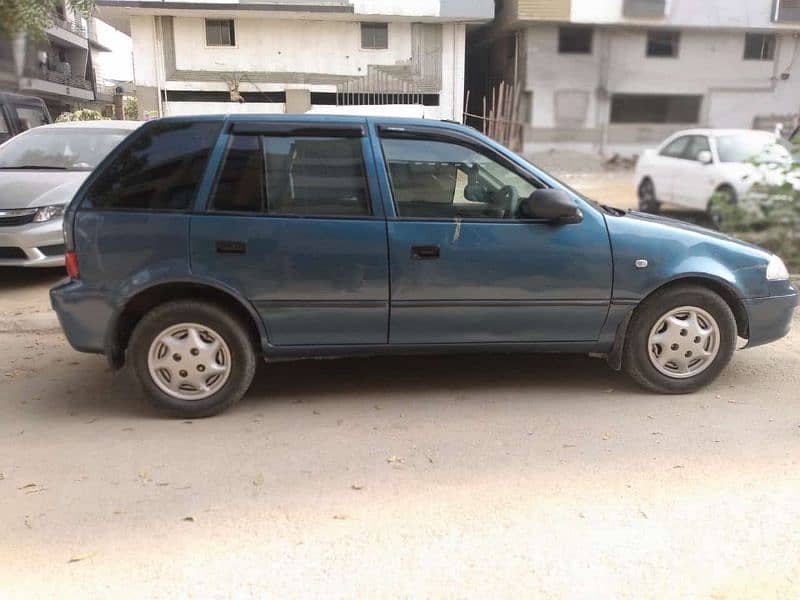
(19, 68, 95, 101)
(46, 17, 89, 49)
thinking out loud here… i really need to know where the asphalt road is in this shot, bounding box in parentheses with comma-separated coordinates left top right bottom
(2, 307, 799, 598)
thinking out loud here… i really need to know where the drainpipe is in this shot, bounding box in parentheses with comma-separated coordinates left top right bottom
(596, 28, 611, 157)
(153, 16, 164, 118)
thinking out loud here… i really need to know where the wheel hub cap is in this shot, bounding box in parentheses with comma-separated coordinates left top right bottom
(147, 323, 232, 400)
(647, 306, 720, 379)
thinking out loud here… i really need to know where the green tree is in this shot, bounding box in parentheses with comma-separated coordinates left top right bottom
(56, 108, 105, 122)
(123, 96, 138, 121)
(1, 0, 96, 39)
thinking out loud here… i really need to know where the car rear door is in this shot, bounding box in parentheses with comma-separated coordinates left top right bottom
(374, 124, 613, 344)
(190, 118, 390, 347)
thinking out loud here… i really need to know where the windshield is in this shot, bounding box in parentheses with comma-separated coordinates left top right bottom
(0, 127, 130, 170)
(715, 133, 793, 165)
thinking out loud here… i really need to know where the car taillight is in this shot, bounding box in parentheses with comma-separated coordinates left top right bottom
(65, 250, 80, 279)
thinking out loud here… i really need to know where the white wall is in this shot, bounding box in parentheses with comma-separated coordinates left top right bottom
(163, 101, 285, 116)
(130, 15, 157, 87)
(172, 18, 413, 77)
(570, 0, 785, 29)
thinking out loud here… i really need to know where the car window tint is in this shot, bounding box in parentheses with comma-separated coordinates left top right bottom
(264, 136, 370, 217)
(211, 135, 264, 212)
(684, 136, 710, 161)
(660, 136, 691, 158)
(86, 121, 222, 210)
(381, 138, 537, 219)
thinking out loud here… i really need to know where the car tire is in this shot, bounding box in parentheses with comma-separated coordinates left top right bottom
(623, 285, 737, 394)
(128, 300, 257, 418)
(708, 185, 737, 230)
(637, 178, 660, 213)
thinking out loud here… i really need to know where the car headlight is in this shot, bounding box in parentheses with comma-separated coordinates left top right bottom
(766, 254, 790, 281)
(32, 205, 65, 223)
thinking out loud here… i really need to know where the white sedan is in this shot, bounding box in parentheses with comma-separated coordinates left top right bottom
(635, 128, 796, 218)
(0, 120, 140, 267)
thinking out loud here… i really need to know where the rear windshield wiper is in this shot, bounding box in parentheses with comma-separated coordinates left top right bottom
(0, 165, 69, 170)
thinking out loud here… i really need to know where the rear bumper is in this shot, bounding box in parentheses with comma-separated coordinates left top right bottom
(743, 282, 798, 348)
(50, 279, 113, 354)
(0, 218, 65, 267)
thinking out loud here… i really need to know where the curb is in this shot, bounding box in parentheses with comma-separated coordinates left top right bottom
(0, 312, 61, 334)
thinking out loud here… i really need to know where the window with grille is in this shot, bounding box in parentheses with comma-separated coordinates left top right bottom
(361, 23, 388, 49)
(743, 33, 776, 61)
(647, 30, 680, 57)
(205, 19, 235, 47)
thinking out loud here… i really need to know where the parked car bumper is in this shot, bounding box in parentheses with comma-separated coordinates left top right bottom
(743, 280, 798, 348)
(50, 279, 113, 354)
(0, 218, 65, 267)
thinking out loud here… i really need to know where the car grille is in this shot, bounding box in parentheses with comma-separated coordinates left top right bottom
(0, 247, 27, 259)
(0, 209, 37, 227)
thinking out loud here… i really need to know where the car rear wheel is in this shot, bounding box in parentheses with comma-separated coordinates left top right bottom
(623, 285, 737, 394)
(129, 300, 256, 417)
(637, 178, 660, 213)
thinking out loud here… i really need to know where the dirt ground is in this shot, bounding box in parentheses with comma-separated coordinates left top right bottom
(2, 169, 799, 598)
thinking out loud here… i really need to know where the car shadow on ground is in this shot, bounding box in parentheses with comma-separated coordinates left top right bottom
(26, 351, 639, 421)
(0, 266, 65, 292)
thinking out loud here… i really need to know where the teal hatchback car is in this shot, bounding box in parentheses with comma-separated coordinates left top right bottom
(51, 116, 797, 417)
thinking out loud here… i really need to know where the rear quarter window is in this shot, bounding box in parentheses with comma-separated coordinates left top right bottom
(84, 120, 222, 210)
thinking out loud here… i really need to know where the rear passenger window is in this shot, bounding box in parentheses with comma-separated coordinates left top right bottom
(86, 120, 222, 210)
(210, 135, 371, 217)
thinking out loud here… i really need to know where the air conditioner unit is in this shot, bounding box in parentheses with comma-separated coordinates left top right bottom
(622, 0, 666, 18)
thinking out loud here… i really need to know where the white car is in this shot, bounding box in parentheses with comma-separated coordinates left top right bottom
(635, 128, 797, 218)
(0, 120, 141, 267)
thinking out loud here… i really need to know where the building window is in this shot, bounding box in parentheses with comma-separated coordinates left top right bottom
(610, 94, 702, 124)
(774, 0, 800, 23)
(361, 23, 389, 49)
(646, 30, 680, 57)
(205, 19, 235, 47)
(558, 26, 593, 54)
(743, 33, 776, 60)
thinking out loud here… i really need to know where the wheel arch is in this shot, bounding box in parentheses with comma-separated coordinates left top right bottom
(106, 280, 268, 369)
(607, 275, 749, 370)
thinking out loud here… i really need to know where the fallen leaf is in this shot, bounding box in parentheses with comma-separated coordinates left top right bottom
(578, 512, 586, 519)
(253, 474, 264, 487)
(673, 465, 685, 469)
(602, 433, 611, 441)
(312, 410, 320, 415)
(351, 484, 364, 491)
(639, 510, 649, 519)
(332, 514, 347, 520)
(182, 516, 194, 522)
(651, 432, 663, 436)
(604, 388, 615, 393)
(727, 399, 738, 404)
(113, 509, 125, 515)
(85, 417, 97, 424)
(562, 444, 576, 448)
(183, 421, 193, 425)
(18, 483, 37, 490)
(68, 553, 95, 564)
(24, 516, 32, 529)
(156, 482, 169, 487)
(0, 473, 5, 480)
(386, 456, 404, 465)
(121, 427, 134, 432)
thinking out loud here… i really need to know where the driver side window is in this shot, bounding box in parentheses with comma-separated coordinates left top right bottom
(381, 137, 538, 219)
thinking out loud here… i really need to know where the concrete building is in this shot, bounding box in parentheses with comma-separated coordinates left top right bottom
(482, 0, 800, 156)
(96, 0, 494, 120)
(0, 3, 121, 118)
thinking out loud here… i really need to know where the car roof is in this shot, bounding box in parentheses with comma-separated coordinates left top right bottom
(668, 128, 776, 138)
(36, 120, 143, 131)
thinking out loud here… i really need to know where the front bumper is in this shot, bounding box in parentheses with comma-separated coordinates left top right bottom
(743, 280, 798, 348)
(0, 217, 65, 267)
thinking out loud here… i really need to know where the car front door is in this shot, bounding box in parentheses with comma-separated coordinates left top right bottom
(191, 120, 389, 346)
(671, 135, 716, 211)
(650, 135, 693, 204)
(375, 125, 613, 344)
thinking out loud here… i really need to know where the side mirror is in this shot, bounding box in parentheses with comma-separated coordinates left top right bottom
(519, 189, 583, 224)
(697, 150, 713, 165)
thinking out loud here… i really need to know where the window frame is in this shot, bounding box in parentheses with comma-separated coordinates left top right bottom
(79, 119, 224, 214)
(377, 126, 548, 223)
(205, 18, 236, 48)
(360, 22, 389, 50)
(659, 135, 693, 159)
(204, 125, 377, 220)
(646, 29, 680, 58)
(743, 33, 776, 61)
(558, 26, 594, 55)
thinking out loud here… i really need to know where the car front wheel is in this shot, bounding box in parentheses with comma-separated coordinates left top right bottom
(129, 300, 257, 417)
(623, 285, 737, 394)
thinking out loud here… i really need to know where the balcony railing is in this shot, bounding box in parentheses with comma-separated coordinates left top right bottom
(32, 68, 93, 90)
(50, 16, 87, 38)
